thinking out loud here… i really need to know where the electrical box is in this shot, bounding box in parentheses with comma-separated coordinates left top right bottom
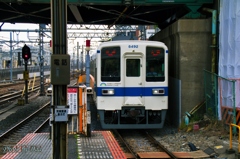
(54, 106, 68, 122)
(23, 70, 29, 80)
(51, 54, 70, 85)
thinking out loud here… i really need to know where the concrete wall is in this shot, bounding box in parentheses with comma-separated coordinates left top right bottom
(150, 19, 212, 120)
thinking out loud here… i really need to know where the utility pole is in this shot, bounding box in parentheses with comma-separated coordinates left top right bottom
(51, 0, 69, 159)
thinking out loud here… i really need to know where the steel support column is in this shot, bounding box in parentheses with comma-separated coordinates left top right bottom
(85, 41, 91, 136)
(51, 0, 68, 159)
(10, 32, 13, 81)
(39, 24, 45, 95)
(81, 46, 83, 72)
(77, 42, 79, 70)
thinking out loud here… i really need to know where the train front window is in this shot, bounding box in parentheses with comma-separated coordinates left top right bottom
(146, 47, 165, 82)
(101, 46, 121, 82)
(126, 59, 140, 77)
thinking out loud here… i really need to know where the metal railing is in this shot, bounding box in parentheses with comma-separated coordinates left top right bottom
(204, 70, 238, 128)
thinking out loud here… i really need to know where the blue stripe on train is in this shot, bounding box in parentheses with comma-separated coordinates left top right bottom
(96, 87, 168, 96)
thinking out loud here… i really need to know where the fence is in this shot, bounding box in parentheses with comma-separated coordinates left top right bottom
(0, 66, 50, 81)
(204, 70, 240, 128)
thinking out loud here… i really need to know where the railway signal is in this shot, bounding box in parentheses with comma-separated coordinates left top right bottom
(22, 44, 31, 61)
(21, 44, 31, 104)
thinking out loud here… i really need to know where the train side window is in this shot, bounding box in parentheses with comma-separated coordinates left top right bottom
(126, 59, 140, 77)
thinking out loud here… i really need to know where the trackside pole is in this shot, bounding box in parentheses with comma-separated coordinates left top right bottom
(77, 74, 88, 136)
(78, 76, 83, 133)
(79, 87, 83, 133)
(85, 40, 91, 137)
(50, 0, 69, 159)
(68, 41, 90, 137)
(24, 61, 28, 104)
(77, 84, 88, 136)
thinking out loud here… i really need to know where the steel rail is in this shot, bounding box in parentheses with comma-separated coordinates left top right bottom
(113, 129, 138, 159)
(0, 85, 44, 105)
(0, 87, 39, 105)
(0, 102, 50, 139)
(34, 117, 50, 133)
(144, 131, 178, 159)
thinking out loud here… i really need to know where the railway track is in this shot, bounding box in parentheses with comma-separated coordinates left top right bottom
(0, 81, 25, 89)
(143, 131, 178, 159)
(0, 85, 48, 117)
(113, 129, 178, 159)
(0, 77, 77, 116)
(0, 102, 50, 156)
(0, 85, 42, 103)
(34, 117, 50, 133)
(0, 77, 47, 94)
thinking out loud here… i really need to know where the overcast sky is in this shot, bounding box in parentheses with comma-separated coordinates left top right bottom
(0, 23, 101, 54)
(0, 23, 40, 40)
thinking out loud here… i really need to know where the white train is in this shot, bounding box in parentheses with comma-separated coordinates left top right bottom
(91, 40, 168, 129)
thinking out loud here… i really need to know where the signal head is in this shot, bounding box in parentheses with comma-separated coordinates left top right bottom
(22, 44, 31, 61)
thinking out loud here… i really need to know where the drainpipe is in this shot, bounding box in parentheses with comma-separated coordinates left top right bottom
(202, 8, 221, 124)
(202, 8, 217, 73)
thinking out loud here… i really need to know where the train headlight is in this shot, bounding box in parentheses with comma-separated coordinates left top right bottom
(152, 89, 165, 95)
(102, 89, 115, 95)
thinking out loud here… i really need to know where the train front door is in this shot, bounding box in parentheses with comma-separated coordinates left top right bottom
(124, 53, 144, 106)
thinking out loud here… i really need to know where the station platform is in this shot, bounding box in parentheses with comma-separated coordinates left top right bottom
(1, 131, 127, 159)
(1, 131, 210, 159)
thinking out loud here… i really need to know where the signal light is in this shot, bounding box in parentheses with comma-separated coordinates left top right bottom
(86, 39, 90, 51)
(22, 44, 31, 61)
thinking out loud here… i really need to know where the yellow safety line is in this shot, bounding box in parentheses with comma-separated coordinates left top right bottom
(22, 86, 25, 97)
(32, 73, 36, 91)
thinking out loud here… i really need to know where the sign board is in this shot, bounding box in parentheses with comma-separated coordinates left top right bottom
(23, 71, 29, 80)
(54, 107, 68, 122)
(146, 29, 155, 39)
(67, 87, 78, 115)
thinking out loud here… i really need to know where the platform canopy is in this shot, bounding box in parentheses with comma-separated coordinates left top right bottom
(0, 0, 213, 30)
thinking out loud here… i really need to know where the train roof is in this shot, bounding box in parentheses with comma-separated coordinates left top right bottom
(98, 40, 166, 47)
